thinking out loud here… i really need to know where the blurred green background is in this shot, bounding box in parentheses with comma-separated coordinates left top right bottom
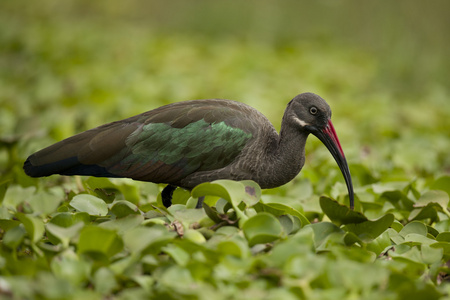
(1, 0, 449, 186)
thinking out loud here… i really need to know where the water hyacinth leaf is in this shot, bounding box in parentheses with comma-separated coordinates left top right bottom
(399, 221, 428, 238)
(0, 219, 20, 232)
(389, 246, 427, 270)
(256, 202, 309, 226)
(240, 180, 262, 206)
(46, 222, 84, 247)
(366, 231, 392, 256)
(170, 188, 192, 205)
(192, 180, 251, 224)
(94, 267, 118, 295)
(388, 228, 406, 245)
(110, 200, 141, 218)
(430, 242, 450, 259)
(70, 194, 108, 216)
(77, 226, 123, 258)
(409, 203, 441, 222)
(320, 196, 367, 226)
(202, 203, 223, 224)
(343, 231, 363, 246)
(185, 196, 199, 208)
(402, 233, 436, 246)
(429, 176, 450, 197)
(391, 221, 404, 232)
(216, 239, 249, 259)
(421, 245, 443, 265)
(87, 177, 141, 205)
(28, 190, 63, 215)
(123, 225, 176, 254)
(192, 180, 245, 206)
(436, 232, 450, 242)
(308, 222, 343, 249)
(278, 214, 302, 235)
(15, 212, 45, 243)
(415, 190, 449, 208)
(372, 181, 410, 194)
(427, 226, 439, 238)
(171, 208, 206, 228)
(344, 214, 394, 242)
(3, 185, 35, 211)
(162, 244, 190, 266)
(49, 212, 90, 227)
(85, 177, 118, 190)
(50, 254, 91, 286)
(183, 229, 206, 244)
(242, 212, 283, 246)
(3, 225, 26, 249)
(99, 214, 144, 234)
(193, 179, 261, 207)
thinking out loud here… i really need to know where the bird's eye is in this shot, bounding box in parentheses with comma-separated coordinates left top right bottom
(310, 106, 318, 115)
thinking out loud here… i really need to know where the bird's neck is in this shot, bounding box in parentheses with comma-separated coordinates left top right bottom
(253, 121, 308, 189)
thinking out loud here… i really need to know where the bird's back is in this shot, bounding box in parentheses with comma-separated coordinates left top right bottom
(24, 99, 276, 188)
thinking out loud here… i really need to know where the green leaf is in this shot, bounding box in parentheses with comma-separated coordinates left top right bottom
(320, 196, 367, 226)
(49, 212, 90, 227)
(110, 200, 141, 218)
(46, 222, 84, 247)
(70, 194, 108, 216)
(171, 188, 192, 205)
(344, 214, 394, 242)
(308, 222, 344, 249)
(403, 233, 436, 246)
(28, 189, 63, 215)
(278, 214, 302, 235)
(3, 185, 35, 211)
(366, 231, 392, 256)
(123, 225, 176, 254)
(169, 207, 206, 228)
(240, 180, 262, 206)
(50, 253, 91, 286)
(192, 180, 261, 226)
(436, 232, 450, 242)
(3, 225, 26, 249)
(399, 221, 428, 238)
(192, 180, 245, 207)
(242, 212, 283, 246)
(216, 238, 249, 259)
(256, 202, 310, 226)
(409, 203, 441, 222)
(15, 212, 45, 243)
(77, 226, 123, 259)
(0, 219, 21, 232)
(99, 214, 144, 234)
(415, 190, 449, 208)
(429, 175, 450, 197)
(162, 244, 190, 266)
(421, 245, 443, 264)
(93, 267, 118, 294)
(183, 229, 206, 244)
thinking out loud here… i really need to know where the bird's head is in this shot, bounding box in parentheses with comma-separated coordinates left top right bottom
(287, 92, 354, 209)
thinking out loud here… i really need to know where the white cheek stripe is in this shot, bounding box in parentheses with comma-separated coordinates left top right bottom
(293, 116, 310, 127)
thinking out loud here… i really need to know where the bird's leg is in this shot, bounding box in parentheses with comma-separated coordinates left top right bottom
(161, 185, 177, 208)
(196, 196, 205, 209)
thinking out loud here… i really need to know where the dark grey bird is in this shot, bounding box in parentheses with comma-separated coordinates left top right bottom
(23, 93, 354, 209)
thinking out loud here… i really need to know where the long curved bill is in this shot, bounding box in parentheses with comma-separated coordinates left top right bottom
(311, 120, 354, 209)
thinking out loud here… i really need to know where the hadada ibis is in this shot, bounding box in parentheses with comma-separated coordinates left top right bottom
(23, 93, 354, 209)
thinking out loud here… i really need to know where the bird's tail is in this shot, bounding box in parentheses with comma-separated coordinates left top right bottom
(23, 123, 133, 178)
(23, 131, 95, 177)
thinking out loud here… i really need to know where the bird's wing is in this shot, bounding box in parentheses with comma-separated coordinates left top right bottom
(24, 100, 257, 184)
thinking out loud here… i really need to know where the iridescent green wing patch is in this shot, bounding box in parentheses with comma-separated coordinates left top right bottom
(105, 119, 253, 182)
